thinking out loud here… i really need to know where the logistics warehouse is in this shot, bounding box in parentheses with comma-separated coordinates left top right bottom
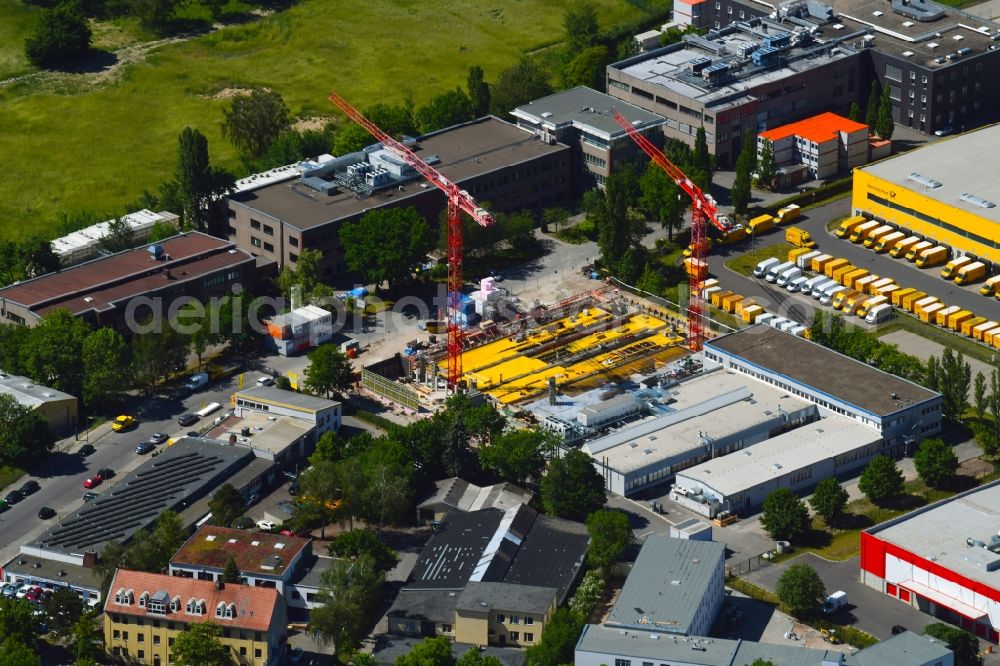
(852, 123, 1000, 268)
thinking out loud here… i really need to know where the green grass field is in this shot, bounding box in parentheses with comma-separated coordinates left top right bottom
(0, 0, 40, 80)
(724, 242, 792, 276)
(0, 0, 666, 240)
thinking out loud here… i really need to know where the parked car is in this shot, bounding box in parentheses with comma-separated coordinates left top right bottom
(18, 480, 40, 497)
(15, 585, 33, 598)
(37, 507, 56, 520)
(891, 625, 907, 635)
(24, 586, 43, 601)
(83, 476, 103, 489)
(96, 467, 115, 479)
(186, 431, 200, 438)
(0, 583, 17, 597)
(256, 376, 274, 387)
(245, 493, 260, 508)
(256, 520, 277, 531)
(177, 414, 198, 427)
(111, 415, 136, 432)
(82, 492, 99, 503)
(148, 432, 169, 445)
(135, 442, 155, 455)
(77, 444, 96, 457)
(4, 491, 22, 505)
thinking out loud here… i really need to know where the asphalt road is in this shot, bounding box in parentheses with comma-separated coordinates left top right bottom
(0, 373, 262, 568)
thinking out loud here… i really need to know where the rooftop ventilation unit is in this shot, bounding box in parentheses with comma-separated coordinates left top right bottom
(873, 10, 884, 16)
(908, 172, 942, 189)
(953, 34, 964, 41)
(687, 56, 713, 73)
(902, 50, 914, 56)
(928, 42, 939, 48)
(957, 47, 973, 55)
(961, 193, 996, 208)
(891, 0, 945, 22)
(902, 20, 914, 27)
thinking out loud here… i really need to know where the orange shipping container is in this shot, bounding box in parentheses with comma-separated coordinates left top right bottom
(721, 294, 744, 313)
(711, 290, 733, 308)
(935, 306, 960, 326)
(973, 321, 999, 341)
(920, 303, 944, 322)
(824, 258, 849, 277)
(891, 287, 916, 307)
(962, 317, 987, 337)
(948, 310, 974, 331)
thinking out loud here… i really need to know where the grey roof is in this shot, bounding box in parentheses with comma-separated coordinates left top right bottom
(576, 623, 740, 666)
(416, 477, 534, 514)
(502, 513, 589, 603)
(0, 373, 76, 406)
(734, 642, 845, 666)
(407, 508, 504, 589)
(706, 326, 939, 417)
(859, 123, 1000, 225)
(387, 589, 461, 624)
(511, 86, 664, 139)
(605, 535, 725, 635)
(849, 631, 953, 666)
(235, 385, 340, 412)
(455, 582, 556, 615)
(867, 479, 1000, 590)
(289, 554, 334, 591)
(2, 555, 100, 592)
(23, 439, 254, 561)
(373, 635, 526, 666)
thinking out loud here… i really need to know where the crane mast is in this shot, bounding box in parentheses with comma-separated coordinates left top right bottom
(329, 92, 496, 388)
(612, 111, 725, 352)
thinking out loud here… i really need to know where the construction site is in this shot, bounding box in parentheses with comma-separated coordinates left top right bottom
(361, 288, 688, 413)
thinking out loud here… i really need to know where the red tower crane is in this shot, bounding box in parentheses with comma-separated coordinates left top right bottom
(612, 110, 729, 352)
(329, 92, 496, 388)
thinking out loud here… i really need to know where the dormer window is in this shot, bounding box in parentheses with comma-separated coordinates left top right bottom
(198, 599, 207, 615)
(124, 589, 134, 605)
(216, 602, 227, 618)
(114, 588, 126, 604)
(227, 603, 236, 619)
(138, 592, 149, 608)
(186, 598, 205, 616)
(170, 596, 181, 613)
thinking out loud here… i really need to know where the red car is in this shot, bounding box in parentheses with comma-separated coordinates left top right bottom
(24, 586, 42, 601)
(83, 475, 103, 489)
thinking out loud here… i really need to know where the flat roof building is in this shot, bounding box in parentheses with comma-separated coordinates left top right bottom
(511, 86, 665, 190)
(227, 116, 571, 277)
(861, 480, 1000, 642)
(759, 111, 871, 182)
(0, 372, 77, 433)
(605, 535, 726, 637)
(704, 326, 941, 448)
(207, 411, 315, 471)
(674, 416, 883, 517)
(233, 385, 341, 443)
(50, 209, 179, 267)
(853, 123, 1000, 266)
(0, 232, 255, 330)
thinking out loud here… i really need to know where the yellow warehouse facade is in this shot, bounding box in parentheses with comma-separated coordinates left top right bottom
(852, 125, 1000, 267)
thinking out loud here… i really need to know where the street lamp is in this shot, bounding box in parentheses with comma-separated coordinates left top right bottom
(84, 415, 95, 446)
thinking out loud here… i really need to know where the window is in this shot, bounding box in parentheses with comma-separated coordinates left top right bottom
(137, 634, 144, 643)
(525, 633, 534, 642)
(442, 624, 453, 633)
(154, 635, 161, 645)
(910, 71, 916, 81)
(139, 592, 149, 607)
(137, 650, 144, 660)
(250, 219, 261, 230)
(113, 630, 120, 639)
(615, 660, 632, 666)
(123, 632, 129, 641)
(255, 649, 262, 659)
(264, 225, 274, 236)
(714, 0, 719, 7)
(739, 9, 744, 17)
(289, 236, 299, 248)
(524, 617, 534, 625)
(250, 236, 261, 248)
(240, 647, 248, 656)
(496, 614, 505, 623)
(263, 242, 274, 252)
(885, 63, 902, 81)
(511, 616, 520, 624)
(510, 632, 519, 641)
(289, 253, 299, 263)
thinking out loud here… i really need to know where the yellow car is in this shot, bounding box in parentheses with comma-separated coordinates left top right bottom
(111, 415, 136, 432)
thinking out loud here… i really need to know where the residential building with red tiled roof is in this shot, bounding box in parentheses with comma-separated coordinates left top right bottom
(103, 568, 287, 666)
(758, 112, 871, 182)
(0, 231, 255, 329)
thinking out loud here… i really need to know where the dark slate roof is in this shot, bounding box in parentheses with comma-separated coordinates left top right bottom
(387, 589, 461, 624)
(502, 514, 589, 603)
(406, 508, 503, 589)
(455, 582, 556, 615)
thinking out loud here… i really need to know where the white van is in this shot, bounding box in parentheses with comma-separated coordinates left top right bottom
(865, 303, 894, 325)
(776, 267, 802, 287)
(185, 373, 209, 391)
(755, 313, 777, 327)
(821, 285, 846, 306)
(753, 257, 781, 278)
(811, 278, 836, 299)
(786, 276, 809, 293)
(823, 591, 848, 614)
(765, 261, 795, 283)
(802, 275, 826, 295)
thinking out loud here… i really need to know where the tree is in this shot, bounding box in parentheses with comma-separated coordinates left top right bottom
(20, 235, 60, 279)
(68, 613, 102, 663)
(865, 80, 880, 133)
(562, 45, 610, 90)
(222, 89, 291, 158)
(395, 636, 455, 666)
(617, 36, 641, 60)
(170, 622, 234, 666)
(332, 123, 374, 156)
(756, 138, 777, 191)
(914, 438, 958, 488)
(595, 165, 642, 268)
(131, 0, 182, 33)
(99, 216, 135, 253)
(490, 58, 553, 116)
(0, 394, 54, 464)
(693, 125, 713, 183)
(988, 368, 1000, 457)
(148, 219, 177, 242)
(304, 344, 353, 398)
(974, 371, 987, 419)
(81, 328, 130, 409)
(478, 428, 557, 485)
(809, 478, 849, 526)
(42, 587, 83, 635)
(563, 1, 599, 54)
(309, 554, 384, 655)
(524, 608, 582, 666)
(776, 564, 826, 617)
(25, 4, 91, 69)
(19, 308, 90, 398)
(328, 529, 399, 572)
(222, 557, 241, 584)
(415, 89, 474, 134)
(859, 455, 904, 505)
(0, 325, 28, 374)
(173, 127, 234, 233)
(876, 82, 894, 140)
(569, 569, 605, 621)
(639, 161, 683, 240)
(277, 248, 327, 304)
(457, 647, 503, 666)
(0, 597, 38, 645)
(847, 101, 861, 122)
(635, 263, 665, 296)
(586, 509, 633, 571)
(130, 322, 189, 392)
(0, 638, 39, 666)
(937, 349, 971, 421)
(924, 623, 980, 666)
(541, 449, 606, 521)
(467, 66, 491, 117)
(340, 207, 434, 289)
(209, 484, 246, 528)
(731, 131, 756, 214)
(760, 488, 810, 542)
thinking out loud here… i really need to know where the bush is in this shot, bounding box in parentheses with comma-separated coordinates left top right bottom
(776, 564, 826, 617)
(760, 488, 810, 542)
(25, 5, 92, 69)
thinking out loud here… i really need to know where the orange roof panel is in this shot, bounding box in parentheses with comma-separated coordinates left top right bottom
(759, 112, 868, 144)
